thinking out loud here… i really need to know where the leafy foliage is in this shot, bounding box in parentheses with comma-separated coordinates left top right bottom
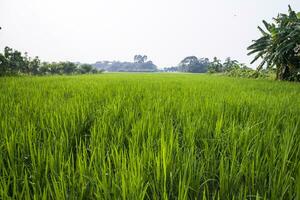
(225, 67, 276, 79)
(0, 47, 102, 76)
(208, 57, 223, 73)
(248, 6, 300, 81)
(177, 56, 210, 73)
(206, 57, 276, 80)
(165, 57, 250, 75)
(134, 55, 148, 63)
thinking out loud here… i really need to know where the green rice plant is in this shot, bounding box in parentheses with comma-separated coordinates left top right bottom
(0, 74, 299, 199)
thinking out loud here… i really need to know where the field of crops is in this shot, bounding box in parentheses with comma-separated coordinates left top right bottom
(0, 73, 299, 199)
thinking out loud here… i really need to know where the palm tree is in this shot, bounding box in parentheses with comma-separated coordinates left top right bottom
(247, 6, 300, 81)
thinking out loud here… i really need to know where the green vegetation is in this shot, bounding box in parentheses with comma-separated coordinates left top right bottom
(224, 68, 276, 80)
(177, 56, 210, 73)
(248, 6, 300, 81)
(164, 56, 247, 74)
(0, 47, 102, 76)
(0, 74, 299, 199)
(93, 55, 158, 72)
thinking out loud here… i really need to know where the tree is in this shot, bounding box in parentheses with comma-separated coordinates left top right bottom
(48, 62, 63, 74)
(138, 61, 157, 72)
(30, 57, 41, 75)
(178, 56, 209, 73)
(178, 56, 198, 72)
(61, 62, 77, 74)
(39, 62, 50, 75)
(23, 53, 41, 75)
(223, 57, 239, 72)
(247, 6, 300, 81)
(79, 64, 93, 74)
(0, 52, 8, 76)
(1, 47, 26, 75)
(208, 57, 223, 73)
(91, 68, 99, 74)
(134, 55, 148, 63)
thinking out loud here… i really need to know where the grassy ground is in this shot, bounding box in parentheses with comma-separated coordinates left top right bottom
(0, 73, 299, 199)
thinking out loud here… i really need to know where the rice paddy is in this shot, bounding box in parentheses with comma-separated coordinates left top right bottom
(0, 73, 299, 199)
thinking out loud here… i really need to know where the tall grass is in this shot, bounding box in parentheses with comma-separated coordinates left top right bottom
(0, 74, 299, 199)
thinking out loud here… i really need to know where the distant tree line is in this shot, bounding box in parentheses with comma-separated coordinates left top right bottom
(0, 47, 102, 76)
(162, 56, 209, 73)
(92, 55, 157, 72)
(162, 56, 249, 74)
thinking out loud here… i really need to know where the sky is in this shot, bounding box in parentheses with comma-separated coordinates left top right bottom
(0, 0, 300, 68)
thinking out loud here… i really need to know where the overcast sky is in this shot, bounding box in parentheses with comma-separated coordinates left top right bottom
(1, 0, 300, 68)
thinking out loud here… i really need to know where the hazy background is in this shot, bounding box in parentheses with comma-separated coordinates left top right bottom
(1, 0, 299, 68)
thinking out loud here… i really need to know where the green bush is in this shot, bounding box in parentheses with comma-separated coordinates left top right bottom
(225, 68, 276, 80)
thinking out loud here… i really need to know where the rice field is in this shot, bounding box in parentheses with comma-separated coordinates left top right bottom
(0, 73, 300, 199)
